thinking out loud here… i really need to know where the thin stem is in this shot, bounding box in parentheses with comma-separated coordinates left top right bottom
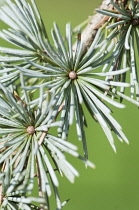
(38, 131, 47, 146)
(0, 162, 6, 206)
(0, 184, 2, 206)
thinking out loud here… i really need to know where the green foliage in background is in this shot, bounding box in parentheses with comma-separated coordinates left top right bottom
(0, 0, 139, 209)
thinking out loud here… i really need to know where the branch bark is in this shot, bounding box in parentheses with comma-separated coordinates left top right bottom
(73, 0, 114, 54)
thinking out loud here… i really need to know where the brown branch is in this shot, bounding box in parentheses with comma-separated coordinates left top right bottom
(0, 185, 2, 206)
(38, 131, 47, 146)
(0, 162, 6, 206)
(72, 0, 114, 54)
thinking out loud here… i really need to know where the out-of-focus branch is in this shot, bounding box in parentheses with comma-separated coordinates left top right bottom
(73, 0, 114, 54)
(0, 185, 2, 206)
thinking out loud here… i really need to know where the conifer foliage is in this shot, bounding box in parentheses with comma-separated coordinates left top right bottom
(0, 0, 139, 209)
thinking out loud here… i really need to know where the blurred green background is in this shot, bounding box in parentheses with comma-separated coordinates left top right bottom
(1, 0, 139, 209)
